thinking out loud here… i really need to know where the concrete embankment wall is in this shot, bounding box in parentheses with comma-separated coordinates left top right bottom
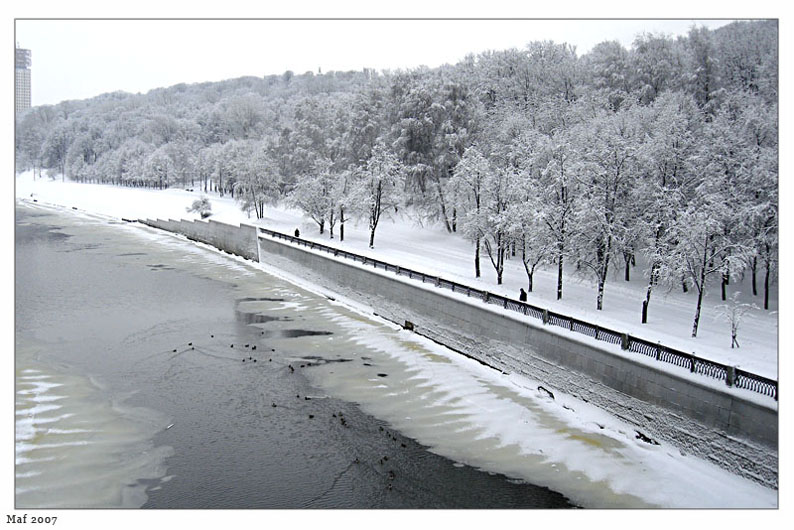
(141, 218, 259, 261)
(137, 217, 777, 487)
(255, 233, 778, 488)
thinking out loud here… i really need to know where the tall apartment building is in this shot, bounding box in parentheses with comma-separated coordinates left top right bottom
(16, 45, 31, 115)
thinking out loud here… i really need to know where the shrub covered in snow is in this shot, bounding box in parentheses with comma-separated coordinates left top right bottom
(187, 196, 212, 218)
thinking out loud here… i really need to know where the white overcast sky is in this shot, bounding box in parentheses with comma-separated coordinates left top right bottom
(11, 0, 770, 107)
(17, 18, 735, 107)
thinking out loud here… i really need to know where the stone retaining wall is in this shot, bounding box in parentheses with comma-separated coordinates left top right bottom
(256, 232, 778, 488)
(141, 218, 259, 261)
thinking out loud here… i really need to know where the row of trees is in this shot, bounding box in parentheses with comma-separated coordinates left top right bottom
(15, 21, 778, 337)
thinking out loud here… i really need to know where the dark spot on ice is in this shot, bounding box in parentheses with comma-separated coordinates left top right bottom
(377, 373, 388, 378)
(537, 386, 555, 400)
(635, 430, 660, 445)
(236, 297, 285, 303)
(236, 312, 290, 325)
(147, 264, 174, 271)
(260, 329, 333, 339)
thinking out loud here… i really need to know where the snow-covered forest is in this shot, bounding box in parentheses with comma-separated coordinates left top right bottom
(15, 21, 778, 338)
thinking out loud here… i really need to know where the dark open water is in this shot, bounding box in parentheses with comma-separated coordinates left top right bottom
(15, 203, 575, 509)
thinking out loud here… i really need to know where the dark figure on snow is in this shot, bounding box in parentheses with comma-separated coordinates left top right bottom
(519, 288, 527, 302)
(294, 228, 300, 238)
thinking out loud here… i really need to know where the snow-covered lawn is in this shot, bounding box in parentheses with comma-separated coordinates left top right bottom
(15, 172, 778, 379)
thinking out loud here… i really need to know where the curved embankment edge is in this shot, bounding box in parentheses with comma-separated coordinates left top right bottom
(138, 216, 778, 489)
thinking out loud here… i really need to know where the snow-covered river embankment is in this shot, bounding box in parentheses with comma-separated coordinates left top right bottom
(128, 211, 778, 501)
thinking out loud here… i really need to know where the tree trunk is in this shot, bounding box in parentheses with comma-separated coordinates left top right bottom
(721, 256, 730, 301)
(369, 227, 376, 249)
(721, 273, 727, 301)
(692, 286, 704, 337)
(435, 178, 453, 233)
(596, 239, 611, 311)
(596, 277, 606, 310)
(557, 251, 564, 300)
(764, 257, 770, 310)
(340, 207, 345, 242)
(624, 251, 632, 281)
(496, 244, 505, 285)
(642, 283, 653, 324)
(751, 256, 758, 296)
(522, 242, 535, 293)
(474, 237, 481, 278)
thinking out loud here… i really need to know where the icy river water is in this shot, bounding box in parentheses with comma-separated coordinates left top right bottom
(14, 202, 776, 510)
(15, 203, 574, 509)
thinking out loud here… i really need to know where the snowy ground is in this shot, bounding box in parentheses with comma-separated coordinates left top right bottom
(14, 172, 779, 380)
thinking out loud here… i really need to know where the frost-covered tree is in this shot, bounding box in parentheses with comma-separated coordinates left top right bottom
(288, 157, 336, 235)
(450, 146, 489, 278)
(570, 106, 642, 310)
(630, 32, 683, 104)
(462, 164, 515, 285)
(635, 92, 699, 322)
(536, 128, 578, 301)
(41, 120, 73, 180)
(505, 196, 552, 294)
(350, 139, 404, 249)
(715, 292, 758, 349)
(683, 25, 723, 113)
(583, 40, 632, 111)
(233, 141, 281, 219)
(143, 146, 175, 189)
(664, 162, 745, 338)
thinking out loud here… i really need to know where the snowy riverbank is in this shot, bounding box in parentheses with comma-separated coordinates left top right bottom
(15, 171, 778, 379)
